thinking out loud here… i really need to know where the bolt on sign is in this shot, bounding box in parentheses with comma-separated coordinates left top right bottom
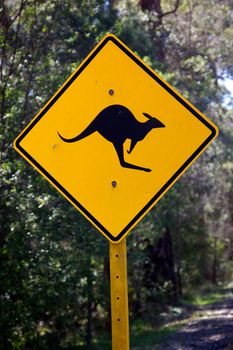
(14, 34, 218, 243)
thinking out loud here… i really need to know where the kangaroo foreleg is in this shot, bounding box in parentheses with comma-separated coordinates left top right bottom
(113, 142, 151, 173)
(127, 139, 137, 154)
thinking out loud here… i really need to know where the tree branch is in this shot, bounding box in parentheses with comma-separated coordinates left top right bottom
(160, 0, 181, 18)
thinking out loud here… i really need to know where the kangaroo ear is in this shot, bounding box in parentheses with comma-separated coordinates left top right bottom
(143, 113, 153, 120)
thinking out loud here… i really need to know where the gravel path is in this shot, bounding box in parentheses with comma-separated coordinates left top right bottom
(156, 289, 233, 350)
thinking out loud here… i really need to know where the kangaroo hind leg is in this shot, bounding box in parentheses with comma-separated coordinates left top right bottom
(113, 142, 151, 172)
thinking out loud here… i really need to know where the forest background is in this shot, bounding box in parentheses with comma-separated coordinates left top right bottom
(0, 0, 233, 349)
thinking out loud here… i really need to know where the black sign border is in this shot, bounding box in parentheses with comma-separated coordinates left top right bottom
(15, 35, 217, 242)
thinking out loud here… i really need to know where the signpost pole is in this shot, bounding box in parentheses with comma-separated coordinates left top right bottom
(110, 238, 130, 350)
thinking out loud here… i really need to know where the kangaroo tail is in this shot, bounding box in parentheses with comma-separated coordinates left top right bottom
(58, 121, 97, 143)
(57, 132, 79, 142)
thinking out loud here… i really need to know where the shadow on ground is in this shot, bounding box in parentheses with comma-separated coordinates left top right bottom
(155, 287, 233, 350)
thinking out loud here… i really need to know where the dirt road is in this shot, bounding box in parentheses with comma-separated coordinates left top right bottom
(156, 288, 233, 350)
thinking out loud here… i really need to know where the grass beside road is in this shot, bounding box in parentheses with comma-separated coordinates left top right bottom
(86, 322, 183, 350)
(78, 285, 232, 350)
(130, 322, 183, 349)
(181, 285, 229, 306)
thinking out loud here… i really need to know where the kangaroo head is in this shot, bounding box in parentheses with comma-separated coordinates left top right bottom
(143, 113, 165, 128)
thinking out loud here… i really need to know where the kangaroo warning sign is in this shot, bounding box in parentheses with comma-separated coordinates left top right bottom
(14, 34, 218, 242)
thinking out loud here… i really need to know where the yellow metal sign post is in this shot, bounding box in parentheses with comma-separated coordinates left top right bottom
(110, 239, 129, 350)
(14, 34, 218, 349)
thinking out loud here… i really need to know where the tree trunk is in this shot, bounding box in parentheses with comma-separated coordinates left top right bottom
(164, 227, 178, 303)
(86, 258, 93, 349)
(104, 255, 111, 331)
(212, 236, 218, 284)
(176, 266, 183, 297)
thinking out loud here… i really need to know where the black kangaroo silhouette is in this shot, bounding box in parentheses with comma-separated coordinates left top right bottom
(58, 104, 165, 172)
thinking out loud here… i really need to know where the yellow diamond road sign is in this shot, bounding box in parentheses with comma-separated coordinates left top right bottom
(14, 34, 218, 243)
